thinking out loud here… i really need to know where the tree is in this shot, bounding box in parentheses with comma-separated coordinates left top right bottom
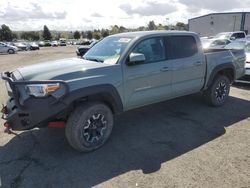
(156, 24, 165, 30)
(20, 31, 40, 41)
(12, 32, 18, 40)
(138, 26, 146, 31)
(73, 30, 81, 39)
(147, 21, 157, 30)
(42, 25, 52, 40)
(119, 26, 126, 33)
(101, 29, 109, 38)
(0, 24, 13, 41)
(81, 31, 86, 38)
(110, 25, 120, 34)
(93, 31, 101, 40)
(175, 22, 188, 31)
(55, 32, 61, 40)
(86, 31, 93, 40)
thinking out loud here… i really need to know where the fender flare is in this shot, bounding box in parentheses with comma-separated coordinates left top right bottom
(64, 84, 123, 114)
(206, 63, 235, 88)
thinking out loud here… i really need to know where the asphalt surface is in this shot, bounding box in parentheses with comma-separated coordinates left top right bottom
(0, 46, 250, 188)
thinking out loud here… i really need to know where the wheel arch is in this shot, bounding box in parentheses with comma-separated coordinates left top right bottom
(206, 63, 235, 88)
(64, 84, 123, 114)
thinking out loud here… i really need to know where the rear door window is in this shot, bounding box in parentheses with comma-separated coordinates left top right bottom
(232, 33, 245, 39)
(167, 36, 198, 59)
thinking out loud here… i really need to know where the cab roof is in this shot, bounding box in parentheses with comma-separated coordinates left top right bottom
(111, 30, 197, 38)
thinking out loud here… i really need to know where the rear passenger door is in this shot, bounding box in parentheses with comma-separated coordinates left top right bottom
(167, 35, 206, 97)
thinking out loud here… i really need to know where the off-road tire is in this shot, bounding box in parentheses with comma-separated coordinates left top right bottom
(66, 102, 113, 152)
(204, 75, 230, 106)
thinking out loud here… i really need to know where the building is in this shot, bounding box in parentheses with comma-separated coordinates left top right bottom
(188, 12, 250, 37)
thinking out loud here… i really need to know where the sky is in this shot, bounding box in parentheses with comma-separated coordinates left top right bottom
(1, 0, 250, 31)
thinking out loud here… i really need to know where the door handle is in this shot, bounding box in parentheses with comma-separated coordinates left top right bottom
(161, 67, 169, 72)
(194, 61, 202, 66)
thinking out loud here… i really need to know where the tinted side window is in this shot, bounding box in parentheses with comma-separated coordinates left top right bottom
(168, 36, 198, 59)
(132, 37, 166, 63)
(237, 33, 245, 38)
(232, 33, 245, 39)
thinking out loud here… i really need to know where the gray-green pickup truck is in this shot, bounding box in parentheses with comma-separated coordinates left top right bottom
(1, 31, 246, 152)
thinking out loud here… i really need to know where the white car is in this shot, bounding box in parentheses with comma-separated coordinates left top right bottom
(227, 41, 250, 83)
(15, 42, 28, 51)
(214, 31, 246, 41)
(201, 38, 231, 49)
(0, 42, 18, 54)
(244, 44, 250, 77)
(51, 41, 59, 47)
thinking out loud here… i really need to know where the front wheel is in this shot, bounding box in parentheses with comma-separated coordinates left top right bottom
(204, 75, 230, 106)
(8, 49, 14, 54)
(66, 102, 114, 152)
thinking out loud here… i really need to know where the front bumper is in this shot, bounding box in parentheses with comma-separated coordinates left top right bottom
(30, 46, 40, 50)
(17, 46, 27, 51)
(2, 96, 68, 130)
(1, 72, 69, 131)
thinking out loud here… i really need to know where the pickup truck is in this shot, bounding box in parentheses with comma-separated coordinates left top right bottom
(1, 31, 246, 152)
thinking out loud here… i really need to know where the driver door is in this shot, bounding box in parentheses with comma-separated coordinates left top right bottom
(122, 37, 172, 110)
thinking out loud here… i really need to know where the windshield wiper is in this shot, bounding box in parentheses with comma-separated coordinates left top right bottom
(83, 57, 103, 63)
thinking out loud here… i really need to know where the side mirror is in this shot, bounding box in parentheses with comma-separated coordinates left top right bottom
(126, 53, 145, 66)
(230, 37, 236, 40)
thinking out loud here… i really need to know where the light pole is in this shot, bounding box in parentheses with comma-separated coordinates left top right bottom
(233, 15, 236, 32)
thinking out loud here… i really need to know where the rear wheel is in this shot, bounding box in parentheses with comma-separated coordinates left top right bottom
(66, 102, 113, 152)
(8, 49, 14, 54)
(204, 75, 230, 106)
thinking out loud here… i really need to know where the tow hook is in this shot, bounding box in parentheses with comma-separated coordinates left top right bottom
(4, 122, 19, 136)
(1, 104, 8, 119)
(1, 104, 8, 114)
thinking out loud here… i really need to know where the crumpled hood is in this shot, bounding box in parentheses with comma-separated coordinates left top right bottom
(14, 58, 112, 81)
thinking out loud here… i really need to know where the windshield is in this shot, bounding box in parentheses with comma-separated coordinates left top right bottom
(83, 36, 132, 64)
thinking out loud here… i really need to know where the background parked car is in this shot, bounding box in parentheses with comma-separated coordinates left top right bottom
(59, 38, 67, 46)
(244, 43, 250, 80)
(76, 40, 99, 57)
(0, 42, 18, 54)
(213, 31, 246, 41)
(201, 38, 231, 49)
(225, 41, 250, 83)
(38, 41, 45, 47)
(44, 40, 51, 47)
(27, 42, 40, 50)
(209, 39, 231, 48)
(15, 42, 28, 51)
(51, 41, 59, 47)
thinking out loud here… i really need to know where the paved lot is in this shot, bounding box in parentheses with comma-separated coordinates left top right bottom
(0, 46, 250, 188)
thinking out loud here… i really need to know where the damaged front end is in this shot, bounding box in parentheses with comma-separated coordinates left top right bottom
(1, 71, 69, 132)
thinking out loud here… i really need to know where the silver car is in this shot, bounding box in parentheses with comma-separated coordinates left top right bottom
(0, 42, 18, 54)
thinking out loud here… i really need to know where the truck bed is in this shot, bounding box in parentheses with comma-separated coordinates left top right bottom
(204, 48, 246, 80)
